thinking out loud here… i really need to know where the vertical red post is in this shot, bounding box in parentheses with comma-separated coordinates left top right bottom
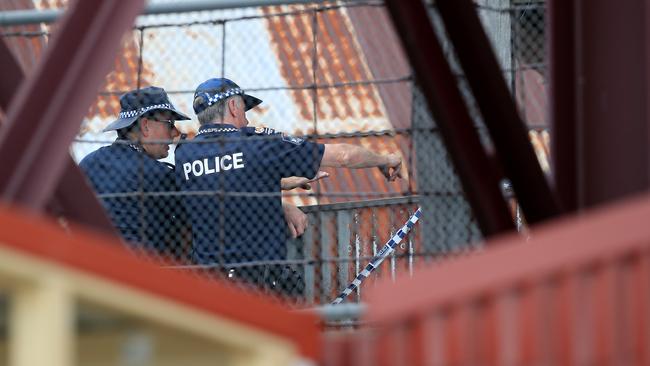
(548, 0, 578, 213)
(0, 39, 23, 109)
(551, 0, 650, 210)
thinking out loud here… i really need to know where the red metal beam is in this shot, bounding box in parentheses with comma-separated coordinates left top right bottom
(0, 205, 321, 359)
(0, 38, 115, 236)
(365, 192, 650, 363)
(548, 0, 577, 213)
(435, 0, 562, 225)
(0, 39, 23, 110)
(46, 163, 117, 236)
(384, 0, 515, 236)
(369, 193, 650, 319)
(0, 0, 144, 210)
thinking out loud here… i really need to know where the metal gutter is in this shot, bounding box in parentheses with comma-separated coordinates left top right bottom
(0, 0, 328, 26)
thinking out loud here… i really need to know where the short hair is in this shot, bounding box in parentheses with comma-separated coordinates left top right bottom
(193, 95, 242, 125)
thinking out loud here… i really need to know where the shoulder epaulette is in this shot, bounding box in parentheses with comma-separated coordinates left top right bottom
(243, 126, 280, 135)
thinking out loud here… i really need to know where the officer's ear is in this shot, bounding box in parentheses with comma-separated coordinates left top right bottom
(139, 118, 151, 137)
(227, 98, 239, 118)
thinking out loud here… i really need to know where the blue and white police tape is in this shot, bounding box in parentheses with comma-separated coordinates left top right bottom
(331, 207, 422, 305)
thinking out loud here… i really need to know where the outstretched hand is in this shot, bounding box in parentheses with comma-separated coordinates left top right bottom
(280, 171, 330, 190)
(379, 154, 403, 181)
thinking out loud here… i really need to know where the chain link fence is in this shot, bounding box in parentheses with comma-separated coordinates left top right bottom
(0, 0, 547, 307)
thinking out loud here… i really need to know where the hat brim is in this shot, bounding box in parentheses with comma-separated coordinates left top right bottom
(102, 108, 192, 132)
(243, 94, 262, 111)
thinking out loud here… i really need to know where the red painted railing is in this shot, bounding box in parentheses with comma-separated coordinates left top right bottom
(324, 193, 650, 365)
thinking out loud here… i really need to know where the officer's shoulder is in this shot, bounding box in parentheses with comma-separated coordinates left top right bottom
(242, 126, 281, 136)
(79, 145, 109, 165)
(174, 133, 190, 152)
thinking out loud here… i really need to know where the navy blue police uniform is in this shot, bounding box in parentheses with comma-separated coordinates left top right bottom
(174, 123, 324, 292)
(80, 142, 188, 257)
(79, 86, 192, 260)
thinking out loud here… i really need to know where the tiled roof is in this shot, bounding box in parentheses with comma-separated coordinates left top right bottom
(1, 0, 47, 73)
(0, 0, 153, 133)
(516, 64, 547, 128)
(262, 4, 412, 205)
(1, 2, 549, 208)
(262, 4, 390, 132)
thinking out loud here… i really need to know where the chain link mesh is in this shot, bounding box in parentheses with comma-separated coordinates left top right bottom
(0, 0, 547, 307)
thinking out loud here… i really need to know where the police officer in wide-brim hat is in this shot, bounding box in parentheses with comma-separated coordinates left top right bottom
(80, 86, 192, 258)
(104, 86, 191, 132)
(103, 86, 192, 160)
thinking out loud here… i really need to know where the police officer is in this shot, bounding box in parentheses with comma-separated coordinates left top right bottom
(80, 86, 192, 260)
(175, 78, 403, 295)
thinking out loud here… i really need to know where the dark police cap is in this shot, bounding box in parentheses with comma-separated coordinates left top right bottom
(193, 78, 262, 114)
(103, 86, 191, 132)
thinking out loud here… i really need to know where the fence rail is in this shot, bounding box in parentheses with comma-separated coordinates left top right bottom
(1, 0, 546, 305)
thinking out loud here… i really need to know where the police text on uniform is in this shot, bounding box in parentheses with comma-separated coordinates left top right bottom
(182, 152, 245, 180)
